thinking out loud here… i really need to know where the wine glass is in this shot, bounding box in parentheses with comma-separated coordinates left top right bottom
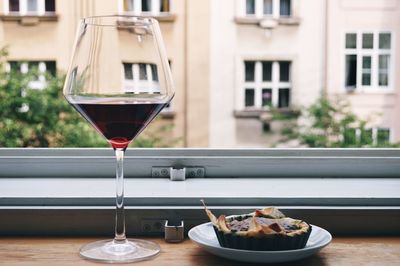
(63, 16, 174, 263)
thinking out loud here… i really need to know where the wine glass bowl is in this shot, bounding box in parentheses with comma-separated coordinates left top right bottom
(63, 16, 174, 263)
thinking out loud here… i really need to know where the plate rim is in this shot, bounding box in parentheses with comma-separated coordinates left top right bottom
(188, 222, 332, 254)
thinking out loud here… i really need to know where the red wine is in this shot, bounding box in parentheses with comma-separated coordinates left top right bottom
(70, 100, 167, 149)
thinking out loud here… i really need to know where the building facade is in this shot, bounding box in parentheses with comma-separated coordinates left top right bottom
(0, 0, 399, 147)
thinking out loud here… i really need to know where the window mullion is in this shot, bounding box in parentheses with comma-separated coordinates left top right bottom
(272, 61, 279, 107)
(4, 0, 9, 15)
(255, 0, 263, 18)
(356, 33, 362, 91)
(133, 63, 139, 93)
(134, 0, 141, 15)
(38, 0, 45, 15)
(255, 61, 262, 107)
(272, 0, 280, 19)
(21, 0, 27, 15)
(152, 0, 160, 15)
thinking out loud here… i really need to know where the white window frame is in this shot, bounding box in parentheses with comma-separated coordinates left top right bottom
(238, 0, 291, 19)
(3, 0, 53, 16)
(118, 0, 172, 16)
(343, 31, 394, 93)
(239, 60, 291, 110)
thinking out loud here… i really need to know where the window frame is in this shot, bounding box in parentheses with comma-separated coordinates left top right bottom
(239, 60, 291, 110)
(343, 30, 394, 93)
(3, 0, 55, 16)
(1, 148, 399, 236)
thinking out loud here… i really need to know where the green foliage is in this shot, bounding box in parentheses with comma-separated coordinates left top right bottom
(275, 97, 399, 148)
(0, 48, 174, 148)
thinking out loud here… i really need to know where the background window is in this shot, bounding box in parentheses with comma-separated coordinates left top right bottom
(345, 55, 357, 88)
(242, 60, 291, 109)
(362, 33, 373, 49)
(378, 55, 389, 86)
(345, 33, 357, 49)
(279, 61, 290, 82)
(123, 63, 133, 80)
(278, 88, 290, 108)
(45, 0, 55, 12)
(27, 0, 38, 12)
(344, 32, 392, 90)
(361, 56, 371, 86)
(244, 61, 255, 81)
(262, 62, 272, 81)
(379, 33, 391, 49)
(280, 0, 291, 16)
(246, 0, 256, 15)
(245, 88, 255, 107)
(263, 0, 272, 15)
(9, 0, 19, 12)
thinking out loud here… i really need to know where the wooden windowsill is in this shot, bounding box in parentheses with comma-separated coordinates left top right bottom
(0, 237, 399, 265)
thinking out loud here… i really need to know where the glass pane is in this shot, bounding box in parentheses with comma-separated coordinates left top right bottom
(45, 61, 56, 77)
(262, 88, 272, 107)
(245, 89, 255, 107)
(246, 0, 255, 15)
(9, 0, 19, 12)
(377, 129, 390, 145)
(27, 0, 38, 12)
(262, 61, 272, 81)
(280, 0, 291, 16)
(362, 56, 371, 86)
(160, 0, 170, 12)
(343, 128, 357, 145)
(45, 0, 55, 12)
(139, 63, 148, 80)
(150, 64, 158, 81)
(142, 0, 151, 12)
(123, 63, 133, 80)
(245, 61, 255, 81)
(279, 61, 290, 82)
(379, 33, 391, 49)
(345, 55, 357, 88)
(278, 88, 290, 108)
(378, 55, 389, 86)
(263, 0, 273, 15)
(345, 33, 357, 49)
(362, 33, 373, 49)
(360, 129, 373, 145)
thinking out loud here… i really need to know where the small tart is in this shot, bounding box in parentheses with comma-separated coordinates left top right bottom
(202, 203, 312, 251)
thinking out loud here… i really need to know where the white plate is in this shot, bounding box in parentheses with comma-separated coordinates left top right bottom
(188, 222, 332, 264)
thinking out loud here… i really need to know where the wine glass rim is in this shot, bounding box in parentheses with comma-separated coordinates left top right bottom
(82, 15, 158, 27)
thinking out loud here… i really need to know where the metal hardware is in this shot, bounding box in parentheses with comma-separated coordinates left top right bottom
(164, 220, 184, 243)
(151, 166, 205, 180)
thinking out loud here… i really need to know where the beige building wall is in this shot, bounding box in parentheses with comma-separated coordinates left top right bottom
(0, 0, 210, 147)
(326, 0, 400, 142)
(209, 0, 325, 147)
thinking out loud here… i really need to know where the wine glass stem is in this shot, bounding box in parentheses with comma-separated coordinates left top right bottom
(114, 148, 126, 241)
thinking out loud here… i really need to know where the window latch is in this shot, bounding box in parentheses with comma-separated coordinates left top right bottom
(151, 166, 205, 181)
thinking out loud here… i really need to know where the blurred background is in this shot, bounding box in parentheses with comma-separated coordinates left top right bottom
(0, 0, 399, 148)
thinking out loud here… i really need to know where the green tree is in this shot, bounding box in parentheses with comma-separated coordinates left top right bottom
(0, 48, 176, 148)
(275, 97, 398, 148)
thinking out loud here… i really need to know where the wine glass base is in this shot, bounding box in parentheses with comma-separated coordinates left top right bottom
(80, 239, 161, 264)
